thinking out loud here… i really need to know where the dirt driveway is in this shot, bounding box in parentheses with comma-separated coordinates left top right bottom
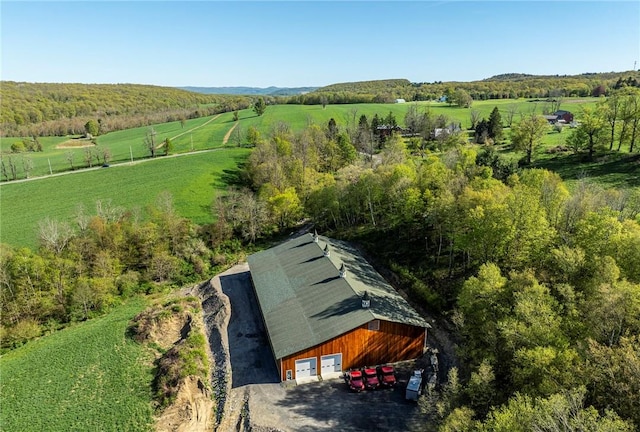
(204, 264, 432, 432)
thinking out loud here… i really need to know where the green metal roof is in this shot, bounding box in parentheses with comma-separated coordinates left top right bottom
(247, 233, 430, 360)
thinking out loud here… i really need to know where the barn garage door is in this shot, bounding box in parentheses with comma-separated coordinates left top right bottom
(295, 357, 317, 378)
(320, 354, 342, 377)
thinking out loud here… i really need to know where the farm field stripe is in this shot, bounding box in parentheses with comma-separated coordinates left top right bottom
(222, 122, 238, 145)
(170, 114, 221, 141)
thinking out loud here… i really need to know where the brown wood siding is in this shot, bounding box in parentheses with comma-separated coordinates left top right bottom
(280, 320, 425, 381)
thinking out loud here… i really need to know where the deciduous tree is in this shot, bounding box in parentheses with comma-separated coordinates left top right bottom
(253, 97, 266, 116)
(511, 114, 548, 164)
(143, 127, 157, 158)
(84, 119, 99, 137)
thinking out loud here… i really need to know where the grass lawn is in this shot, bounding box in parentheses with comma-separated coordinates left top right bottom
(533, 149, 640, 189)
(0, 148, 249, 249)
(0, 299, 154, 432)
(485, 125, 640, 190)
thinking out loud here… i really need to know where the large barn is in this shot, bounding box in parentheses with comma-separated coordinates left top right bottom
(247, 232, 430, 382)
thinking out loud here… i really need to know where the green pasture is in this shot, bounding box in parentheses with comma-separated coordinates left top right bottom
(237, 98, 597, 132)
(0, 148, 249, 249)
(0, 114, 239, 179)
(2, 98, 598, 181)
(2, 97, 626, 249)
(487, 125, 640, 190)
(0, 299, 154, 432)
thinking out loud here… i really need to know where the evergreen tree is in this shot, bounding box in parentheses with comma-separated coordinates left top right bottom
(488, 106, 503, 140)
(326, 118, 338, 141)
(474, 118, 490, 144)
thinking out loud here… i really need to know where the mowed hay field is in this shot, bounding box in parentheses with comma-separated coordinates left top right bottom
(0, 299, 154, 432)
(0, 148, 249, 249)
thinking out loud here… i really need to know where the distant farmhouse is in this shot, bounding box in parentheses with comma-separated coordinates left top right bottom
(376, 124, 405, 140)
(432, 123, 462, 139)
(544, 110, 574, 124)
(247, 233, 430, 383)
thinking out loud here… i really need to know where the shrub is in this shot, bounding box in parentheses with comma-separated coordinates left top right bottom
(2, 319, 42, 348)
(10, 141, 26, 153)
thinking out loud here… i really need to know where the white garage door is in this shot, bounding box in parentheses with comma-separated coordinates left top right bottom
(295, 357, 317, 378)
(320, 353, 342, 377)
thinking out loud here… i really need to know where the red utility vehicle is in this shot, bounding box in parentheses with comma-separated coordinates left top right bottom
(362, 367, 380, 390)
(346, 369, 365, 392)
(376, 365, 396, 387)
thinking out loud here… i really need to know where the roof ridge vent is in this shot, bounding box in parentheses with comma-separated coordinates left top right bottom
(362, 291, 371, 309)
(323, 244, 330, 257)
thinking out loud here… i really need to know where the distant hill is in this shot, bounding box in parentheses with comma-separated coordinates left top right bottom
(179, 86, 318, 96)
(0, 81, 252, 137)
(316, 79, 411, 93)
(483, 71, 637, 82)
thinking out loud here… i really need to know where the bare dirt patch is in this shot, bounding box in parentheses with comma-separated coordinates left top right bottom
(222, 123, 238, 145)
(156, 376, 214, 432)
(129, 295, 214, 431)
(55, 138, 96, 149)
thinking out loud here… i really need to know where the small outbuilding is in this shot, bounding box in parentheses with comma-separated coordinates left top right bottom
(247, 233, 430, 383)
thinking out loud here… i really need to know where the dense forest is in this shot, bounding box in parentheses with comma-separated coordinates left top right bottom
(0, 82, 253, 137)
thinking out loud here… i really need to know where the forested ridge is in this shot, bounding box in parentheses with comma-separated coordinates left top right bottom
(285, 70, 640, 105)
(0, 82, 252, 137)
(4, 70, 639, 139)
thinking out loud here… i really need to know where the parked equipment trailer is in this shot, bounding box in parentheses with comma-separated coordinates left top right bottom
(405, 369, 423, 401)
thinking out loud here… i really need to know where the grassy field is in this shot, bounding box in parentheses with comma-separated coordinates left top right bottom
(234, 98, 597, 134)
(0, 114, 241, 179)
(531, 145, 640, 189)
(0, 299, 154, 432)
(1, 98, 598, 181)
(0, 148, 249, 249)
(3, 98, 631, 249)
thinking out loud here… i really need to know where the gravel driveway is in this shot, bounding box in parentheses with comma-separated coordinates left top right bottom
(220, 270, 279, 388)
(207, 264, 432, 432)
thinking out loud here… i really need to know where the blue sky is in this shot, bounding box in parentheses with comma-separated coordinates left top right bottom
(2, 1, 639, 87)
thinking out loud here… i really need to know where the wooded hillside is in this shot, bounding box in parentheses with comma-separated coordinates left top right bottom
(0, 82, 252, 137)
(285, 71, 640, 105)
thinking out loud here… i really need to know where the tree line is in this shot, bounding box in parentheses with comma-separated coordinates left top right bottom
(0, 193, 244, 350)
(281, 71, 640, 106)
